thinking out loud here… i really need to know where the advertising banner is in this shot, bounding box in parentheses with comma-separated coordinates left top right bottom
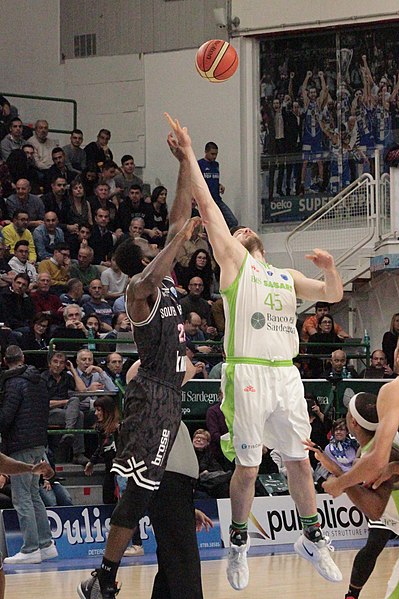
(218, 494, 369, 547)
(181, 380, 220, 419)
(2, 502, 221, 559)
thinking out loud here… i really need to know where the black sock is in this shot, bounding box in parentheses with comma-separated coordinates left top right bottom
(98, 557, 120, 589)
(230, 524, 248, 546)
(346, 587, 361, 598)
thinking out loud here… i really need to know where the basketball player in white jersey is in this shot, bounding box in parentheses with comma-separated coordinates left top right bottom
(165, 114, 343, 590)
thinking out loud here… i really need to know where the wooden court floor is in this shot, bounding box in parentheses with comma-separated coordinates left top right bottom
(5, 547, 398, 598)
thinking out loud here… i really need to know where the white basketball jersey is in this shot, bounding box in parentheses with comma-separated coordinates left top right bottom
(221, 252, 299, 362)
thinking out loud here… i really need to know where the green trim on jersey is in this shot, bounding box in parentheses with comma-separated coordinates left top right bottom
(226, 357, 293, 367)
(220, 252, 248, 358)
(220, 362, 237, 462)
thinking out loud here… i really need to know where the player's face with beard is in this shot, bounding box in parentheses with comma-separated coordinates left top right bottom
(233, 228, 265, 257)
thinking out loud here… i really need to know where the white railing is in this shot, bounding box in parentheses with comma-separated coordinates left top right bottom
(379, 172, 391, 240)
(285, 173, 376, 279)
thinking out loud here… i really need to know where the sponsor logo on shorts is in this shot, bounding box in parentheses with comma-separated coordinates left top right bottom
(241, 442, 262, 450)
(151, 429, 170, 466)
(243, 384, 256, 392)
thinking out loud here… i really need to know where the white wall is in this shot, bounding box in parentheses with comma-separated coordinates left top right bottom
(231, 0, 399, 33)
(144, 47, 241, 212)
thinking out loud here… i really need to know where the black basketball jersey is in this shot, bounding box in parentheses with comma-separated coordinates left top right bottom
(127, 276, 186, 388)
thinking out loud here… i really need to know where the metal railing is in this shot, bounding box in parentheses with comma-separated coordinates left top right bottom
(379, 172, 391, 240)
(285, 173, 376, 279)
(0, 92, 77, 134)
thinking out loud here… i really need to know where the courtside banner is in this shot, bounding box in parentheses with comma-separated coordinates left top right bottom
(2, 502, 221, 558)
(218, 494, 369, 547)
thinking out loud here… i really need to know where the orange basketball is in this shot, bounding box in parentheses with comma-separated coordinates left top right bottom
(195, 39, 238, 82)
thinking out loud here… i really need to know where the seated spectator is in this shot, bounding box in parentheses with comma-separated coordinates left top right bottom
(45, 147, 74, 192)
(306, 397, 332, 471)
(81, 165, 99, 198)
(75, 349, 118, 416)
(114, 154, 143, 199)
(176, 221, 209, 270)
(308, 314, 342, 377)
(38, 242, 71, 294)
(89, 207, 114, 266)
(101, 253, 128, 303)
(144, 186, 169, 247)
(29, 119, 57, 171)
(6, 144, 41, 194)
(208, 347, 225, 379)
(211, 297, 225, 335)
(82, 279, 113, 330)
(182, 249, 215, 301)
(30, 272, 63, 324)
(62, 129, 86, 175)
(99, 161, 123, 203)
(0, 240, 14, 290)
(382, 312, 399, 370)
(104, 352, 126, 389)
(315, 418, 357, 486)
(70, 245, 100, 289)
(186, 341, 208, 379)
(361, 349, 395, 379)
(65, 178, 93, 236)
(206, 394, 230, 468)
(118, 185, 150, 233)
(19, 312, 50, 370)
(8, 239, 38, 283)
(53, 303, 88, 351)
(89, 182, 121, 233)
(180, 276, 211, 322)
(41, 175, 70, 231)
(301, 301, 349, 342)
(2, 210, 36, 261)
(184, 311, 205, 342)
(60, 278, 85, 307)
(192, 428, 231, 498)
(1, 117, 25, 160)
(84, 395, 119, 504)
(33, 211, 65, 261)
(82, 313, 102, 348)
(42, 352, 88, 465)
(6, 178, 45, 228)
(104, 312, 131, 351)
(84, 129, 113, 169)
(322, 349, 358, 379)
(68, 222, 92, 260)
(112, 295, 126, 313)
(0, 273, 35, 339)
(39, 471, 73, 507)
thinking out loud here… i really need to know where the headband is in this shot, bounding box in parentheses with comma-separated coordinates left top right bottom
(348, 394, 378, 431)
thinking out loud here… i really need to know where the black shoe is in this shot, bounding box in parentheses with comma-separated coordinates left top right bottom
(78, 570, 120, 599)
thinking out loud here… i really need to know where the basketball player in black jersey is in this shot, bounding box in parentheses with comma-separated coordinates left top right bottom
(78, 127, 200, 599)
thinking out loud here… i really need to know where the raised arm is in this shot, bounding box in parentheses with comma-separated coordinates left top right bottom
(164, 114, 245, 277)
(165, 134, 192, 244)
(126, 217, 200, 321)
(288, 248, 343, 303)
(301, 71, 312, 108)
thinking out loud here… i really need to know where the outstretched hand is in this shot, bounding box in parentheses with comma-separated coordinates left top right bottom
(164, 113, 192, 148)
(305, 248, 335, 271)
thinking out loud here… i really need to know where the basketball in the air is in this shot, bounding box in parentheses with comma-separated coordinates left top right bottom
(195, 39, 238, 82)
